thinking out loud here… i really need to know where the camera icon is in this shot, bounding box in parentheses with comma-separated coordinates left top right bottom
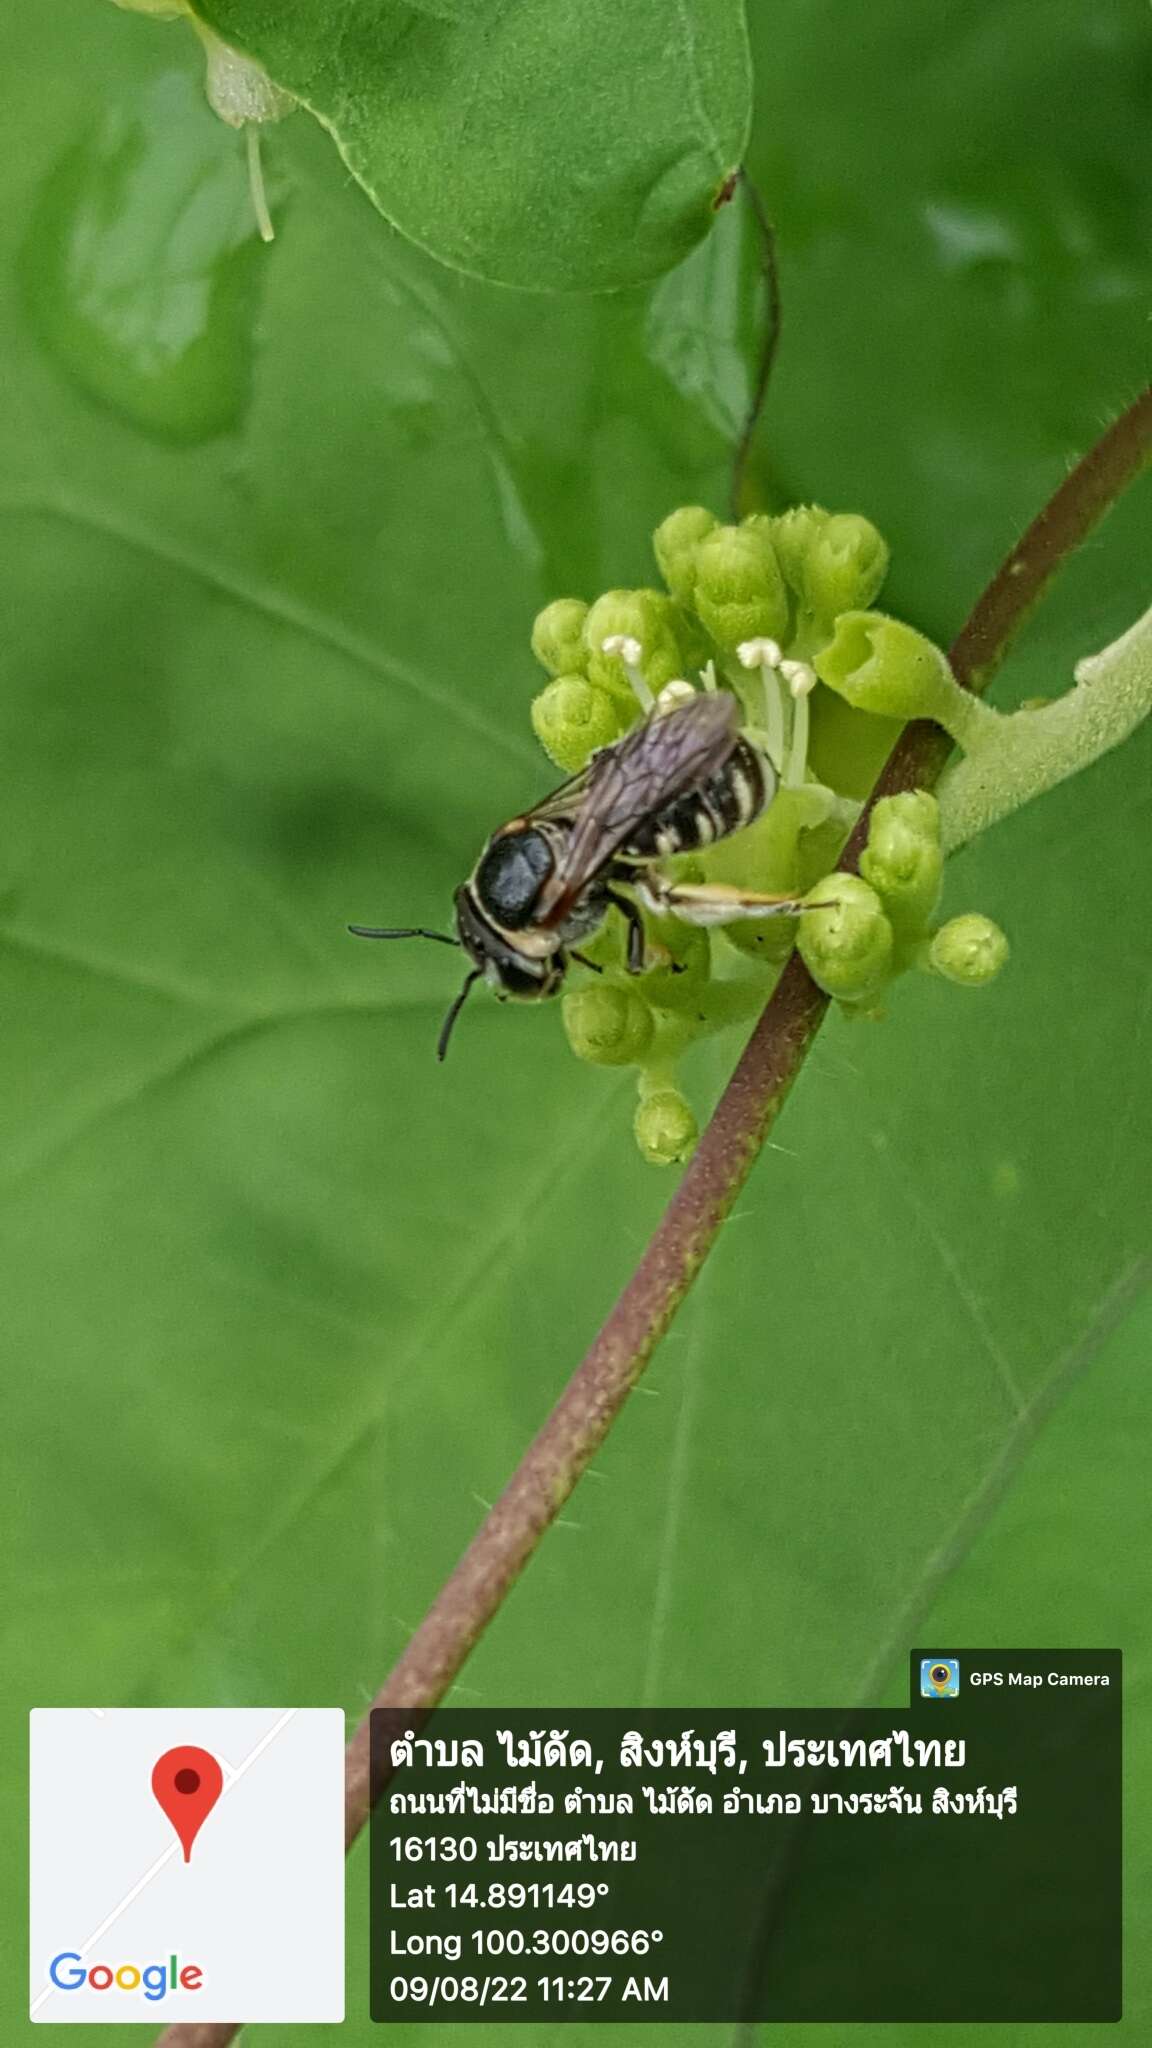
(920, 1657, 960, 1699)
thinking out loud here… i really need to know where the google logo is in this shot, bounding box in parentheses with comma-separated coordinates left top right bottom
(48, 1952, 203, 2001)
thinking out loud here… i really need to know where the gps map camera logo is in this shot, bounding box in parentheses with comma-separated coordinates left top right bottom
(921, 1657, 960, 1699)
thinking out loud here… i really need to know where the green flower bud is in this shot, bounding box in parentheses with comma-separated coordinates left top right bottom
(804, 514, 889, 621)
(584, 589, 685, 697)
(761, 504, 830, 599)
(814, 611, 993, 746)
(859, 790, 943, 936)
(691, 524, 790, 652)
(799, 874, 895, 1003)
(530, 676, 627, 773)
(634, 1087, 698, 1166)
(531, 598, 589, 678)
(927, 915, 1010, 987)
(653, 506, 717, 605)
(563, 981, 654, 1066)
(684, 524, 783, 651)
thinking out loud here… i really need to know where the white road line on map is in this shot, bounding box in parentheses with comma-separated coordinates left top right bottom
(31, 1709, 299, 2015)
(223, 1709, 297, 1787)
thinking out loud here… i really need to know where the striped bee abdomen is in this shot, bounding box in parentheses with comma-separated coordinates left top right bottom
(621, 737, 770, 862)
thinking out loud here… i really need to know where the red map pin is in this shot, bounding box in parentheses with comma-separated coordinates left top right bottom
(152, 1746, 224, 1862)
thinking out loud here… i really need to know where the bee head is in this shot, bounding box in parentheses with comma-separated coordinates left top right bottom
(346, 822, 565, 1062)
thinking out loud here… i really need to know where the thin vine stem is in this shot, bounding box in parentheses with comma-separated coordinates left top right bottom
(155, 385, 1152, 2048)
(729, 168, 782, 521)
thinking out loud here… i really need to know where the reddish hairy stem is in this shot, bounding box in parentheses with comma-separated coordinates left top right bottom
(155, 384, 1151, 2048)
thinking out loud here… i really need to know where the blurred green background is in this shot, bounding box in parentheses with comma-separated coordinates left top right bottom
(3, 0, 1149, 2042)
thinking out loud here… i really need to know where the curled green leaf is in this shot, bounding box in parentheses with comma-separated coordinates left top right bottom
(815, 611, 994, 743)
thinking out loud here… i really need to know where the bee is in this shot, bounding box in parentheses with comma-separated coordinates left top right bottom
(350, 689, 812, 1058)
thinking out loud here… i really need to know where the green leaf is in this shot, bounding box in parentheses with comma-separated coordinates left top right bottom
(5, 2, 1151, 2043)
(22, 68, 264, 442)
(186, 0, 753, 289)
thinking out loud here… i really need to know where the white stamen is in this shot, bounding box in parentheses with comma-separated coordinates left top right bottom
(737, 637, 783, 671)
(780, 658, 817, 699)
(600, 634, 654, 712)
(734, 640, 818, 778)
(698, 658, 719, 693)
(656, 678, 698, 713)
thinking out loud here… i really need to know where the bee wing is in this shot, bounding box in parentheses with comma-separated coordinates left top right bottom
(536, 692, 741, 926)
(517, 759, 597, 828)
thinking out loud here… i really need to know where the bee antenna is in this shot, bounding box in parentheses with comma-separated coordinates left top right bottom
(437, 971, 482, 1062)
(347, 925, 460, 947)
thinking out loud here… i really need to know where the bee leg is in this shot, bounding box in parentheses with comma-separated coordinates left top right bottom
(639, 876, 818, 925)
(570, 951, 604, 974)
(605, 888, 650, 974)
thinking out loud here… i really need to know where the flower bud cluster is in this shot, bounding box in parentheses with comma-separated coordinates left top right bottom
(527, 503, 1011, 1164)
(799, 793, 1008, 1006)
